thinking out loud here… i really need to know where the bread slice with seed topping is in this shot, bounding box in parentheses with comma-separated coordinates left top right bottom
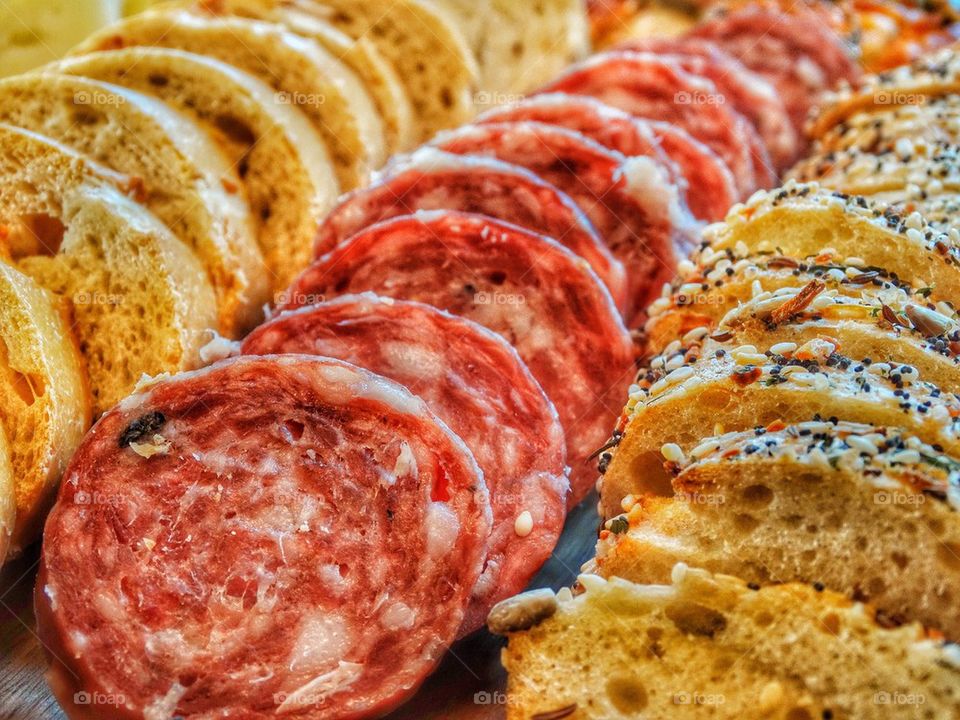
(55, 47, 339, 291)
(0, 124, 216, 416)
(0, 259, 88, 556)
(596, 420, 960, 639)
(0, 71, 265, 336)
(74, 8, 385, 189)
(494, 565, 960, 719)
(599, 347, 960, 517)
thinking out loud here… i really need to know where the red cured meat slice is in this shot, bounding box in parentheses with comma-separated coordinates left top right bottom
(621, 36, 797, 173)
(285, 211, 636, 507)
(648, 121, 739, 222)
(37, 355, 490, 720)
(538, 51, 763, 197)
(427, 121, 699, 323)
(310, 148, 626, 311)
(241, 294, 569, 636)
(690, 7, 862, 141)
(475, 93, 688, 192)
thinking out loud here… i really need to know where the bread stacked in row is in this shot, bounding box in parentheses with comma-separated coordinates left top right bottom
(491, 30, 960, 720)
(0, 0, 589, 565)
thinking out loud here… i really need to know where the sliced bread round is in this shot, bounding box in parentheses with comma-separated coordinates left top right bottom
(0, 71, 265, 336)
(0, 424, 15, 563)
(55, 47, 339, 292)
(75, 9, 386, 188)
(0, 124, 217, 416)
(0, 258, 88, 556)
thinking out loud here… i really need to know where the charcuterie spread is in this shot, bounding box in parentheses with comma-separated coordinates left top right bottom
(2, 0, 960, 717)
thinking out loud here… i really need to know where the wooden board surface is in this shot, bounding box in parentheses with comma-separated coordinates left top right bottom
(0, 492, 600, 719)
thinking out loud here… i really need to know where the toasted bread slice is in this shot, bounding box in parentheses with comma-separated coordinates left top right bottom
(180, 0, 415, 154)
(0, 72, 264, 336)
(600, 347, 960, 517)
(435, 0, 588, 95)
(0, 124, 216, 415)
(290, 0, 477, 142)
(810, 46, 960, 139)
(75, 8, 385, 188)
(0, 423, 15, 562)
(0, 260, 88, 556)
(493, 565, 960, 719)
(702, 182, 960, 304)
(56, 47, 338, 291)
(643, 281, 960, 392)
(596, 420, 960, 639)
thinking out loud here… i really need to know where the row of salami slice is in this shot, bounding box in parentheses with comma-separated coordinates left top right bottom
(37, 6, 863, 719)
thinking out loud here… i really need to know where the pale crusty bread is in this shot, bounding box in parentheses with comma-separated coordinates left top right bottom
(600, 348, 960, 517)
(0, 423, 15, 563)
(595, 421, 960, 639)
(291, 0, 478, 142)
(0, 124, 217, 415)
(642, 281, 960, 393)
(0, 71, 265, 336)
(178, 0, 415, 153)
(55, 47, 339, 291)
(435, 0, 588, 96)
(702, 182, 960, 305)
(75, 9, 386, 189)
(0, 259, 88, 556)
(494, 565, 960, 719)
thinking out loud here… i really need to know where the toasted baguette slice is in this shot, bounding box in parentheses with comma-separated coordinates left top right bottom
(0, 72, 264, 336)
(600, 347, 960, 517)
(0, 260, 88, 555)
(0, 423, 15, 562)
(643, 281, 960, 392)
(75, 9, 385, 189)
(0, 124, 216, 415)
(810, 46, 960, 139)
(179, 0, 415, 154)
(596, 420, 960, 639)
(291, 0, 477, 142)
(435, 0, 588, 95)
(493, 565, 960, 719)
(55, 47, 338, 291)
(703, 181, 960, 304)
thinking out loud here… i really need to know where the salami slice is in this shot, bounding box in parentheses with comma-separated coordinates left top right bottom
(475, 93, 687, 191)
(310, 148, 626, 311)
(426, 121, 699, 321)
(37, 355, 490, 720)
(621, 37, 797, 172)
(241, 294, 569, 636)
(538, 50, 763, 197)
(285, 211, 636, 506)
(645, 121, 740, 223)
(690, 6, 862, 139)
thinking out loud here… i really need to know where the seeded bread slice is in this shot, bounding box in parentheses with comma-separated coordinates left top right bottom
(55, 47, 339, 291)
(0, 72, 264, 336)
(74, 8, 385, 189)
(0, 124, 216, 416)
(596, 420, 960, 639)
(0, 259, 88, 556)
(494, 565, 960, 719)
(600, 348, 960, 517)
(180, 0, 415, 153)
(291, 0, 478, 142)
(435, 0, 588, 95)
(703, 181, 960, 304)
